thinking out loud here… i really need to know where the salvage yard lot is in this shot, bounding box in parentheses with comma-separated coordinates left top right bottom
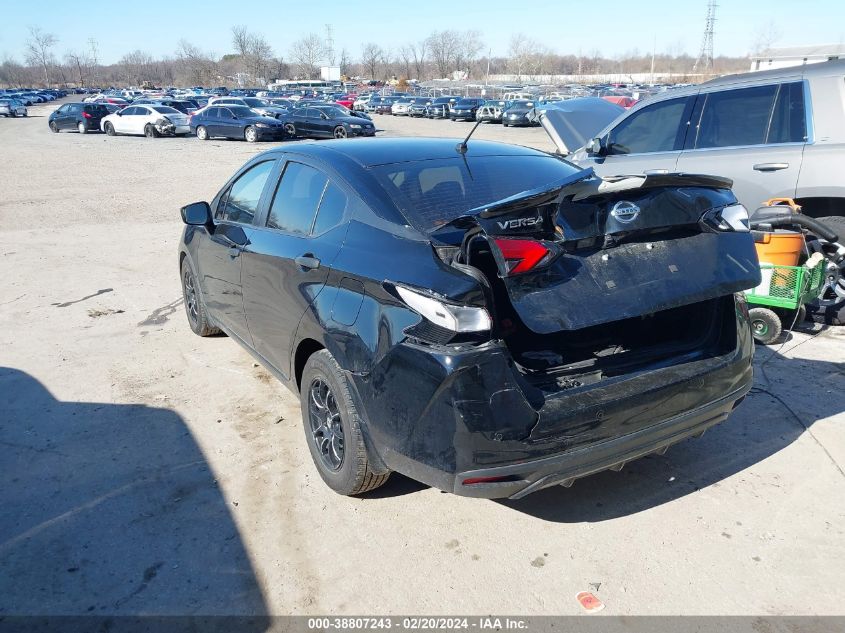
(1, 100, 844, 616)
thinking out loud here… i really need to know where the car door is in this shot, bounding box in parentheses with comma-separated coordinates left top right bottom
(114, 106, 138, 133)
(303, 108, 322, 137)
(582, 95, 696, 177)
(200, 107, 220, 136)
(130, 106, 153, 134)
(217, 107, 240, 139)
(241, 160, 350, 379)
(195, 159, 277, 344)
(675, 82, 806, 210)
(54, 104, 72, 129)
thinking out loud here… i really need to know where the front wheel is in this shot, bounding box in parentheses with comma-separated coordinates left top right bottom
(104, 122, 116, 136)
(749, 307, 782, 345)
(181, 259, 219, 337)
(49, 121, 58, 133)
(244, 126, 258, 142)
(333, 125, 347, 139)
(300, 350, 390, 496)
(283, 122, 296, 138)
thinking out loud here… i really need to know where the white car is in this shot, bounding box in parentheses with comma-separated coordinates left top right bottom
(390, 98, 413, 115)
(352, 94, 372, 111)
(101, 104, 191, 137)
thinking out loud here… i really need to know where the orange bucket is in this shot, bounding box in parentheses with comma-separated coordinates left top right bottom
(754, 230, 804, 267)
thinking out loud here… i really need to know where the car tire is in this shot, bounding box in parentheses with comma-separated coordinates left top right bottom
(300, 349, 390, 496)
(78, 122, 87, 134)
(749, 307, 782, 345)
(283, 122, 296, 138)
(806, 215, 845, 325)
(104, 122, 116, 136)
(180, 258, 220, 337)
(333, 126, 347, 139)
(144, 124, 158, 138)
(196, 125, 208, 141)
(49, 121, 58, 133)
(244, 126, 258, 142)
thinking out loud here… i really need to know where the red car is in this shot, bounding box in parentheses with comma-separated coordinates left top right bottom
(335, 94, 357, 109)
(602, 95, 637, 109)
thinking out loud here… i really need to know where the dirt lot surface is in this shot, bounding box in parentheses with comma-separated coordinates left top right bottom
(1, 100, 844, 617)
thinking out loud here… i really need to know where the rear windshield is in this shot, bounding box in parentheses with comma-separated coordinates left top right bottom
(370, 155, 584, 231)
(84, 105, 109, 115)
(151, 106, 180, 114)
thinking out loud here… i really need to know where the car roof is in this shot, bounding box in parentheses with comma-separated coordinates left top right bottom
(259, 137, 548, 168)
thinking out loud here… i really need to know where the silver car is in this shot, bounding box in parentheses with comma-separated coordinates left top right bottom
(0, 98, 27, 117)
(559, 60, 845, 321)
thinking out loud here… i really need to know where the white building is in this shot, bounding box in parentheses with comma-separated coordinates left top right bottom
(750, 44, 845, 71)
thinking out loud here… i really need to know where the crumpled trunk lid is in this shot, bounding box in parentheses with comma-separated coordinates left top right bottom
(434, 171, 761, 333)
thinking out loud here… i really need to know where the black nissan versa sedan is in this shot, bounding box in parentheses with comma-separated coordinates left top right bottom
(178, 137, 760, 499)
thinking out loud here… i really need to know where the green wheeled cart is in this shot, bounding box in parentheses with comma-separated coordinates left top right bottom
(745, 255, 826, 344)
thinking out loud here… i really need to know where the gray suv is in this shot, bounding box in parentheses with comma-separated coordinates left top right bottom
(569, 60, 845, 321)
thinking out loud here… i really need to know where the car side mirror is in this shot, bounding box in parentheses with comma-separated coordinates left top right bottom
(181, 201, 212, 226)
(587, 136, 607, 156)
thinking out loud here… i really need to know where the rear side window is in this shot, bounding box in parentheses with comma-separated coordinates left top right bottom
(219, 161, 275, 225)
(267, 162, 328, 234)
(767, 82, 806, 144)
(695, 84, 778, 148)
(312, 182, 347, 235)
(609, 97, 689, 155)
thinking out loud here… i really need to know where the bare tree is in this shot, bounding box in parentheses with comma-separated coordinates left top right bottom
(119, 50, 154, 85)
(231, 26, 274, 83)
(455, 30, 483, 77)
(175, 40, 218, 86)
(64, 50, 90, 87)
(339, 48, 351, 78)
(426, 31, 458, 78)
(25, 26, 58, 86)
(290, 33, 325, 79)
(398, 46, 413, 79)
(360, 43, 384, 80)
(0, 56, 30, 87)
(752, 21, 782, 56)
(410, 40, 428, 80)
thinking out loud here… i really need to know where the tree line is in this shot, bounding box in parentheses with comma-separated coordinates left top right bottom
(1, 25, 753, 88)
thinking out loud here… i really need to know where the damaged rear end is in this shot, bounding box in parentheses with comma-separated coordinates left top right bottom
(361, 155, 759, 499)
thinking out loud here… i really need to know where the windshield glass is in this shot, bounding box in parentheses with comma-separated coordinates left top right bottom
(370, 155, 584, 231)
(243, 98, 268, 107)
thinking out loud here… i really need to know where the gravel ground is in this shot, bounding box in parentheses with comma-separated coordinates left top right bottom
(1, 100, 844, 617)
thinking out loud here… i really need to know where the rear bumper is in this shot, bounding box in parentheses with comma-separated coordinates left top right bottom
(350, 300, 754, 498)
(453, 383, 749, 499)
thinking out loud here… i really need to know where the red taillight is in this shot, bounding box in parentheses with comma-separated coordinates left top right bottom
(493, 238, 550, 274)
(82, 111, 91, 118)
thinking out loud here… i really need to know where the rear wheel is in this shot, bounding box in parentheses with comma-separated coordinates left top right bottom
(77, 121, 87, 134)
(180, 259, 219, 337)
(196, 125, 208, 140)
(333, 125, 347, 139)
(49, 121, 58, 133)
(144, 123, 158, 138)
(244, 126, 258, 142)
(749, 307, 782, 345)
(104, 122, 116, 136)
(300, 350, 390, 496)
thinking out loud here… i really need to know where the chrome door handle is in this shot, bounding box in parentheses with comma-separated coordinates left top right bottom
(753, 162, 789, 171)
(295, 255, 321, 270)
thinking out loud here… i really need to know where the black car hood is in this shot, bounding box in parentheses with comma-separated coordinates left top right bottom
(433, 171, 760, 333)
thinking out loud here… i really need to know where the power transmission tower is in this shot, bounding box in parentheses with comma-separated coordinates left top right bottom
(693, 0, 717, 73)
(324, 24, 336, 66)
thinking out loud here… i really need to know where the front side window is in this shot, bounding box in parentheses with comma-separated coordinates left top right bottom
(266, 162, 328, 234)
(609, 97, 688, 155)
(695, 84, 778, 148)
(219, 161, 275, 225)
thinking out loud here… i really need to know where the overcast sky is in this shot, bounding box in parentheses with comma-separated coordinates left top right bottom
(1, 0, 842, 64)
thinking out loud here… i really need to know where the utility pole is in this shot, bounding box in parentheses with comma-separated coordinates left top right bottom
(88, 37, 99, 84)
(650, 35, 656, 83)
(693, 0, 717, 74)
(485, 48, 491, 86)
